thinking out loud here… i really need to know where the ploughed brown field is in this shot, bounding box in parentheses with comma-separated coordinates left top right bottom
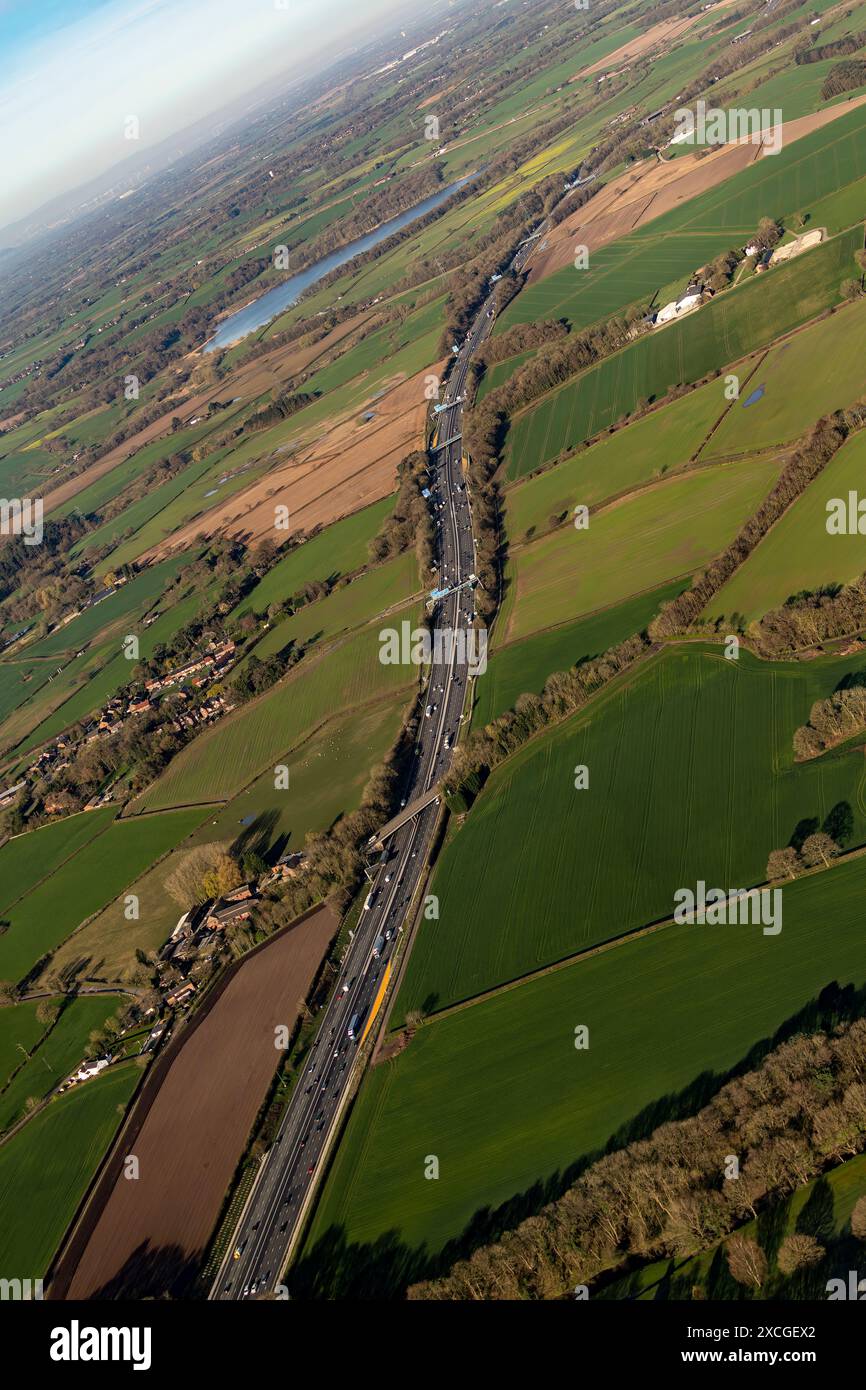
(57, 904, 337, 1299)
(139, 361, 441, 560)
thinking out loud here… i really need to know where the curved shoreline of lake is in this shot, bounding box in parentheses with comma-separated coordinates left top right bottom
(204, 172, 476, 353)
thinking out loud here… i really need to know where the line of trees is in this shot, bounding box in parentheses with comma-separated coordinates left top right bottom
(752, 571, 866, 657)
(797, 30, 866, 64)
(408, 1014, 866, 1300)
(244, 390, 318, 434)
(368, 449, 434, 574)
(651, 407, 866, 640)
(821, 59, 866, 100)
(793, 685, 866, 760)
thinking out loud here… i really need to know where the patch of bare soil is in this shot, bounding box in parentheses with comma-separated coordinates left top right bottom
(140, 361, 443, 560)
(57, 904, 338, 1300)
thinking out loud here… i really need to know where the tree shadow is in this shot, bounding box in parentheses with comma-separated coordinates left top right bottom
(230, 809, 281, 863)
(58, 1241, 200, 1301)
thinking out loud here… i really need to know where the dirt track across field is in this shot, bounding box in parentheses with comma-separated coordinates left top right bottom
(54, 904, 337, 1300)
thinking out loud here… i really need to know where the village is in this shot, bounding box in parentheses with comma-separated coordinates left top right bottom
(0, 635, 238, 815)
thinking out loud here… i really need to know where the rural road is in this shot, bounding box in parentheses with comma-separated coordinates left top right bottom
(212, 220, 546, 1303)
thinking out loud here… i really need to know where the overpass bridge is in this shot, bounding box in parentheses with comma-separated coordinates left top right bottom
(368, 785, 442, 850)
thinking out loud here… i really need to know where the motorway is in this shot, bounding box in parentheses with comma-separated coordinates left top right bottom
(212, 225, 545, 1302)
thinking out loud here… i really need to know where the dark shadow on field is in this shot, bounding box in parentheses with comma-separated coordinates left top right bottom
(64, 1241, 199, 1301)
(230, 809, 281, 864)
(290, 980, 866, 1300)
(796, 1176, 834, 1245)
(834, 667, 866, 692)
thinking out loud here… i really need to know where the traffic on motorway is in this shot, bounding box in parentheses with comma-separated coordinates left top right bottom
(212, 223, 547, 1302)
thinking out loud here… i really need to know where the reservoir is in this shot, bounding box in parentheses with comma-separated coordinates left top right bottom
(205, 172, 476, 352)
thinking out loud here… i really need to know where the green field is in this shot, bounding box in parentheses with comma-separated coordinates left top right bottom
(397, 645, 866, 1018)
(187, 690, 411, 860)
(0, 808, 206, 982)
(473, 580, 686, 728)
(0, 995, 123, 1133)
(241, 551, 419, 664)
(505, 371, 739, 513)
(21, 555, 186, 660)
(134, 618, 419, 811)
(304, 853, 866, 1288)
(505, 226, 862, 478)
(708, 430, 866, 625)
(15, 578, 220, 757)
(703, 297, 866, 459)
(0, 807, 115, 915)
(0, 1001, 47, 1090)
(502, 457, 780, 644)
(500, 105, 866, 337)
(0, 1060, 142, 1279)
(231, 497, 395, 618)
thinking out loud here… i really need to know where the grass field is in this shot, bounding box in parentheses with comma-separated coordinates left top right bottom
(304, 853, 866, 1287)
(231, 497, 395, 618)
(703, 298, 866, 459)
(241, 551, 419, 665)
(472, 580, 686, 728)
(0, 995, 123, 1133)
(14, 579, 220, 757)
(500, 105, 866, 336)
(21, 555, 187, 660)
(133, 618, 419, 811)
(504, 371, 740, 512)
(187, 691, 411, 860)
(504, 226, 862, 477)
(0, 1001, 47, 1090)
(0, 807, 115, 915)
(501, 457, 780, 644)
(0, 808, 206, 983)
(706, 429, 866, 625)
(0, 1060, 142, 1279)
(397, 645, 866, 1018)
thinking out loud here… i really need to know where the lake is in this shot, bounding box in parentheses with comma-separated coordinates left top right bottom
(204, 173, 476, 352)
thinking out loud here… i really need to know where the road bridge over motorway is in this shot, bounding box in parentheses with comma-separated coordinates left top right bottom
(369, 786, 442, 849)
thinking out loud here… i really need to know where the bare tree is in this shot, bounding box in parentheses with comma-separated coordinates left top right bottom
(725, 1235, 768, 1289)
(851, 1195, 866, 1241)
(766, 847, 801, 881)
(776, 1233, 824, 1276)
(800, 832, 841, 869)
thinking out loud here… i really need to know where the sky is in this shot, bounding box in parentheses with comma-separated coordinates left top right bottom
(0, 0, 413, 233)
